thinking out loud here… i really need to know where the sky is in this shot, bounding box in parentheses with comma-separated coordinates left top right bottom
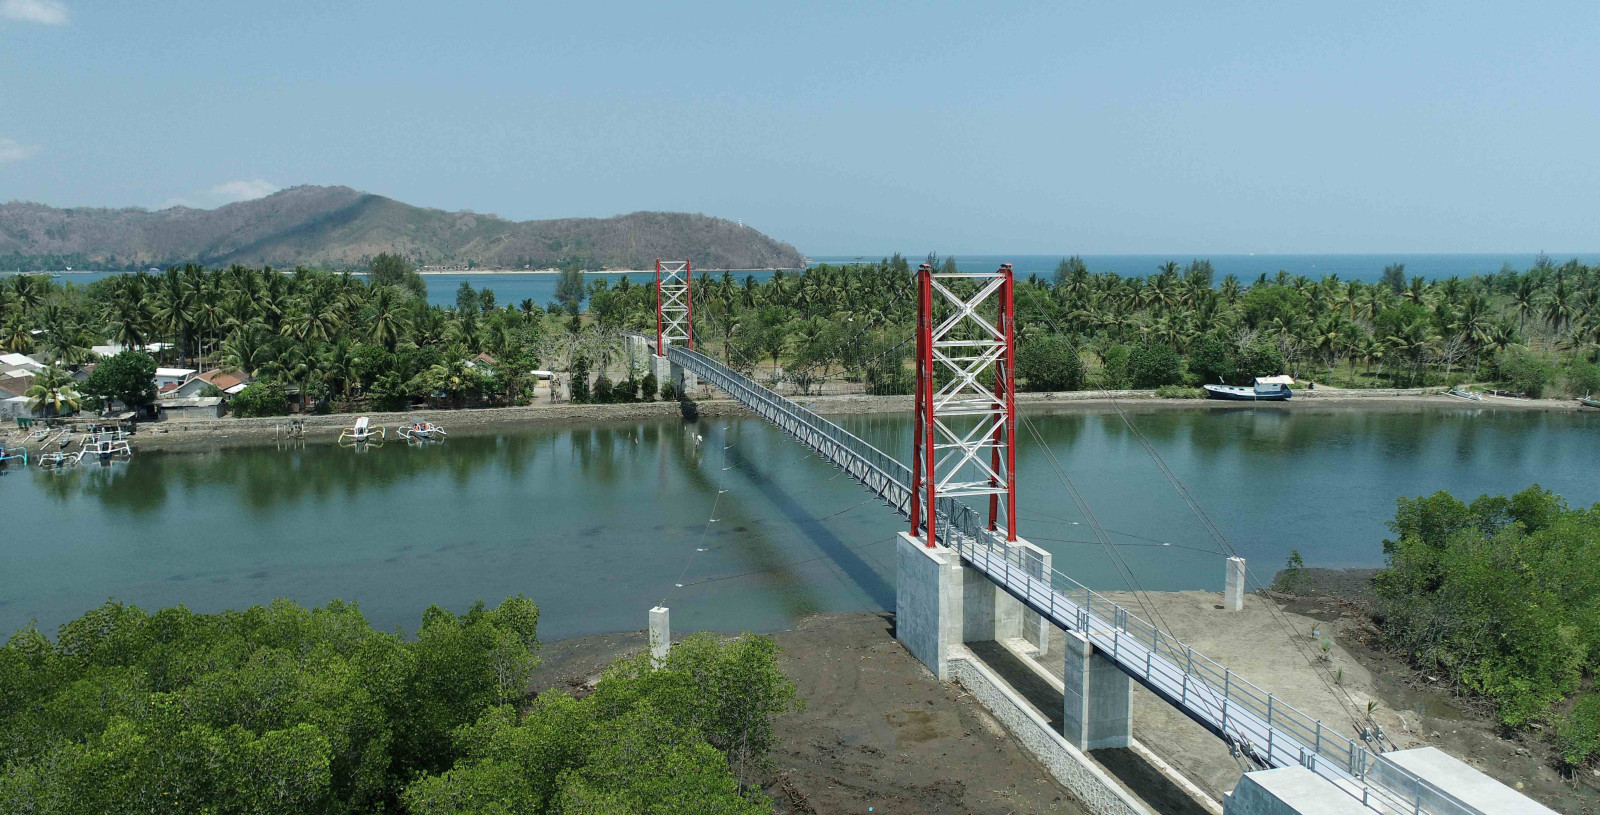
(1, 1, 1597, 255)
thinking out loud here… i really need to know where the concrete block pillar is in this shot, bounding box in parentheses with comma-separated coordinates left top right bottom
(896, 532, 963, 680)
(962, 563, 1019, 643)
(651, 354, 672, 389)
(1062, 630, 1132, 751)
(669, 361, 697, 394)
(1010, 538, 1051, 655)
(1225, 556, 1247, 612)
(649, 606, 670, 665)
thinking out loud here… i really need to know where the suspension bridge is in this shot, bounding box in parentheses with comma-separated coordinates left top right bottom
(636, 260, 1542, 815)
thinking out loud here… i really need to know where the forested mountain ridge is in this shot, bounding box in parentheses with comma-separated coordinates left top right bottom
(0, 185, 805, 271)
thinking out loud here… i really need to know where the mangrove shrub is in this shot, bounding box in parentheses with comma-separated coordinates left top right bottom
(1373, 486, 1600, 762)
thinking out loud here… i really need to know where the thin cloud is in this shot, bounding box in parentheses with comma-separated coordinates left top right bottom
(0, 138, 39, 164)
(209, 179, 279, 203)
(0, 0, 69, 25)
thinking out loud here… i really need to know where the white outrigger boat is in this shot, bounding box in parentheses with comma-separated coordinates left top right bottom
(337, 416, 386, 445)
(1445, 388, 1482, 402)
(397, 419, 447, 443)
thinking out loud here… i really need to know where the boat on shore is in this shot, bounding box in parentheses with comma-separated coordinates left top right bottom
(1580, 393, 1600, 409)
(1446, 388, 1482, 402)
(1203, 380, 1293, 401)
(1203, 383, 1293, 401)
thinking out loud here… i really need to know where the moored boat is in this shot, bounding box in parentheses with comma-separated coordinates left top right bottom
(1203, 380, 1293, 401)
(1580, 394, 1600, 409)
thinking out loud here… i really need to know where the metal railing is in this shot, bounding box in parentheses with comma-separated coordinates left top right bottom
(665, 342, 1475, 815)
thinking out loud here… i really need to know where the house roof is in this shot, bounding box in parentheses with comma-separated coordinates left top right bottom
(159, 396, 223, 409)
(0, 353, 42, 370)
(0, 376, 30, 399)
(192, 368, 249, 391)
(91, 343, 173, 358)
(159, 382, 182, 394)
(155, 367, 197, 378)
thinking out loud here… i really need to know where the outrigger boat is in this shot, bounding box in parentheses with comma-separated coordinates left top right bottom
(1203, 378, 1293, 401)
(1445, 388, 1482, 402)
(1580, 392, 1600, 409)
(0, 445, 26, 467)
(337, 417, 386, 445)
(80, 438, 132, 462)
(397, 419, 447, 442)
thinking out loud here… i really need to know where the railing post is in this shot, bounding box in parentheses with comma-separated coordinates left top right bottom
(1266, 694, 1275, 761)
(1222, 668, 1231, 732)
(1315, 720, 1322, 758)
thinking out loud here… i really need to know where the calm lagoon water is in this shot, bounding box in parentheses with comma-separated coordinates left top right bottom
(3, 404, 1595, 640)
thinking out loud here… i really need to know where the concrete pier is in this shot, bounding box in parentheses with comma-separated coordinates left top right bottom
(1012, 538, 1052, 654)
(895, 532, 963, 679)
(1062, 630, 1133, 751)
(670, 360, 697, 393)
(1224, 556, 1247, 612)
(649, 606, 670, 665)
(651, 354, 671, 390)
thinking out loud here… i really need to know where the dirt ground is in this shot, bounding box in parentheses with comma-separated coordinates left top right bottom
(527, 612, 1087, 815)
(1013, 588, 1591, 814)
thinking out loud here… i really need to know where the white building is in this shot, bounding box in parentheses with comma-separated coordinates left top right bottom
(155, 368, 197, 389)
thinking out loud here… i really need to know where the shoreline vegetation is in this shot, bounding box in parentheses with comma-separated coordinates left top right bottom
(93, 388, 1589, 455)
(1266, 482, 1600, 801)
(5, 251, 1600, 427)
(0, 595, 799, 814)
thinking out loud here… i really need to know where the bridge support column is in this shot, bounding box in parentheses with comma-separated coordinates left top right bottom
(961, 537, 1050, 651)
(896, 532, 963, 680)
(1062, 630, 1132, 751)
(1011, 539, 1051, 655)
(1225, 556, 1247, 611)
(669, 361, 697, 394)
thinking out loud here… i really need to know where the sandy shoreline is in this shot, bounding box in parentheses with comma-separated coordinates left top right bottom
(8, 386, 1583, 455)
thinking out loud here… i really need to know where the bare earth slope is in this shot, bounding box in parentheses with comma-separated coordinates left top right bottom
(0, 185, 805, 270)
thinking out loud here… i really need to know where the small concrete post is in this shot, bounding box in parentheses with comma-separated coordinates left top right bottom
(1062, 630, 1132, 751)
(1225, 556, 1247, 612)
(649, 606, 671, 665)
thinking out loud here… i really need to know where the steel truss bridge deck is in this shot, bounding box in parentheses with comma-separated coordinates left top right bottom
(668, 343, 1475, 815)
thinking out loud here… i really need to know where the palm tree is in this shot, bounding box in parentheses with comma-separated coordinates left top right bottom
(1512, 276, 1538, 334)
(367, 287, 408, 350)
(25, 366, 79, 417)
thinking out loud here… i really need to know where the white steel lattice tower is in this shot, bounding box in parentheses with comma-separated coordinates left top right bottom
(909, 262, 1018, 547)
(655, 259, 693, 355)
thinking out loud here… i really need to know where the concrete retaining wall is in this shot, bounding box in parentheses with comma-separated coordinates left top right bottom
(949, 651, 1152, 815)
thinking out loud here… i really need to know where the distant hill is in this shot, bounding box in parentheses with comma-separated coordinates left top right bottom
(0, 185, 805, 271)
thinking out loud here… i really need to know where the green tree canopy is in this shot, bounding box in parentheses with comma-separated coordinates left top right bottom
(1375, 485, 1600, 763)
(81, 350, 158, 411)
(369, 252, 428, 299)
(1127, 343, 1184, 388)
(1016, 334, 1085, 392)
